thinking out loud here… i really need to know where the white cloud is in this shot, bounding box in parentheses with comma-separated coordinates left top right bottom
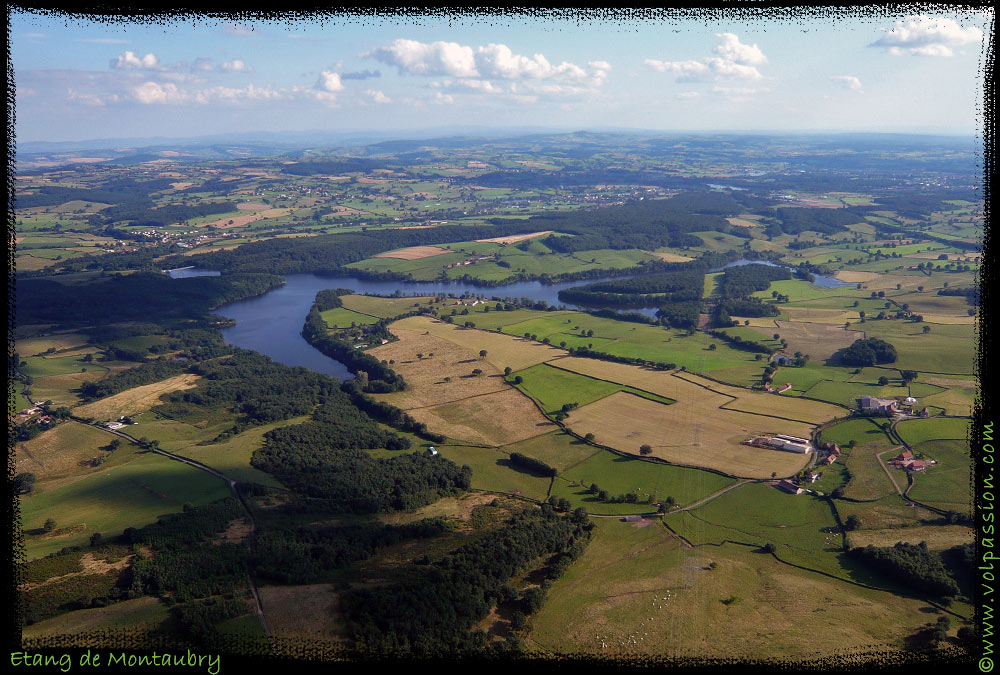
(676, 91, 701, 100)
(712, 33, 768, 66)
(193, 84, 282, 104)
(364, 39, 609, 96)
(316, 71, 344, 93)
(645, 34, 767, 82)
(131, 81, 186, 104)
(831, 75, 864, 93)
(365, 39, 478, 78)
(871, 15, 983, 56)
(366, 89, 391, 104)
(68, 89, 120, 106)
(191, 57, 215, 72)
(111, 51, 159, 70)
(433, 91, 455, 105)
(221, 59, 253, 73)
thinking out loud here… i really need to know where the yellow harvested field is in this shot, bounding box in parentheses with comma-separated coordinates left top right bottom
(374, 245, 452, 260)
(367, 329, 508, 409)
(649, 251, 695, 263)
(409, 389, 555, 446)
(73, 374, 201, 420)
(475, 230, 554, 245)
(30, 372, 106, 407)
(672, 371, 843, 422)
(170, 182, 194, 190)
(749, 320, 860, 359)
(563, 392, 813, 478)
(236, 202, 270, 210)
(846, 525, 973, 551)
(833, 270, 879, 283)
(726, 217, 759, 228)
(730, 316, 780, 328)
(388, 315, 565, 371)
(16, 421, 117, 480)
(552, 357, 839, 424)
(780, 307, 856, 325)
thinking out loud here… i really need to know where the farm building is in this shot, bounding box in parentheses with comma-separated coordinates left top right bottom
(824, 453, 839, 465)
(859, 395, 898, 413)
(426, 447, 439, 457)
(771, 354, 794, 365)
(776, 479, 804, 495)
(907, 460, 927, 472)
(763, 435, 812, 454)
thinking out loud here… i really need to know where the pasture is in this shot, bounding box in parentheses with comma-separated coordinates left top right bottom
(409, 388, 555, 446)
(553, 449, 735, 512)
(563, 391, 813, 478)
(16, 421, 123, 483)
(20, 452, 232, 559)
(530, 518, 939, 660)
(73, 374, 201, 420)
(511, 362, 672, 415)
(906, 439, 971, 513)
(320, 307, 380, 328)
(340, 294, 437, 318)
(501, 431, 601, 473)
(388, 315, 565, 371)
(846, 524, 973, 551)
(367, 328, 508, 409)
(434, 445, 552, 500)
(896, 417, 971, 445)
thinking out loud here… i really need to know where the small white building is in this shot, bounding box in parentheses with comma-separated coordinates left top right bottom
(426, 447, 438, 457)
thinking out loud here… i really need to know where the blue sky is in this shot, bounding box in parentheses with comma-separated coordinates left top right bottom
(10, 9, 990, 142)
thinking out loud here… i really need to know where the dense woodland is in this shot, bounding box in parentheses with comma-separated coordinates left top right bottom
(838, 337, 899, 367)
(848, 541, 962, 599)
(341, 506, 592, 656)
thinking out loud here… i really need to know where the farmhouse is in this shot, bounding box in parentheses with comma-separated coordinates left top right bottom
(859, 395, 898, 413)
(771, 354, 794, 366)
(907, 460, 927, 472)
(776, 479, 805, 495)
(426, 447, 439, 457)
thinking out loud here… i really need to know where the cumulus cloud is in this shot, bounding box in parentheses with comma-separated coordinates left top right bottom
(111, 51, 159, 70)
(131, 81, 186, 104)
(871, 15, 984, 56)
(645, 34, 767, 82)
(365, 39, 477, 77)
(221, 59, 253, 73)
(831, 75, 864, 93)
(365, 89, 391, 103)
(363, 39, 609, 95)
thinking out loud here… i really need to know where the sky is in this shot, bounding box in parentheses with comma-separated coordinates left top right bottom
(9, 8, 991, 143)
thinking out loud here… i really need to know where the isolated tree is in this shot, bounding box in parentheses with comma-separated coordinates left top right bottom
(708, 344, 717, 351)
(90, 533, 102, 547)
(479, 349, 488, 359)
(878, 376, 890, 386)
(763, 543, 777, 554)
(14, 473, 37, 495)
(773, 333, 780, 340)
(43, 518, 56, 532)
(901, 370, 918, 384)
(639, 444, 653, 455)
(503, 367, 512, 376)
(845, 514, 862, 531)
(584, 433, 595, 442)
(923, 325, 932, 333)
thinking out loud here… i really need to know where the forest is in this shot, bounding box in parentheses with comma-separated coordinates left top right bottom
(838, 337, 899, 367)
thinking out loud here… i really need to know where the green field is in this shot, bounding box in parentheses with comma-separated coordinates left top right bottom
(511, 362, 672, 415)
(896, 416, 971, 445)
(436, 444, 551, 500)
(21, 596, 170, 638)
(551, 450, 736, 514)
(20, 452, 232, 559)
(321, 306, 380, 329)
(906, 439, 971, 513)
